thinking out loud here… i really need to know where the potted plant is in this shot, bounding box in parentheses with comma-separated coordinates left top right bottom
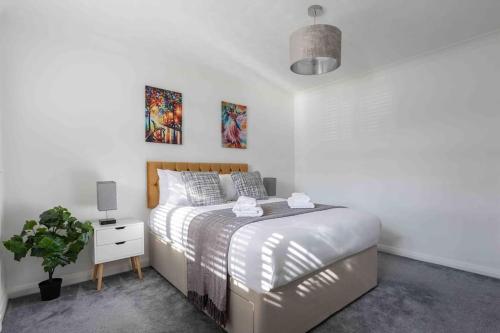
(3, 206, 93, 301)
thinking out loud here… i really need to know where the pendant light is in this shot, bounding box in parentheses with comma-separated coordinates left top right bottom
(290, 5, 342, 75)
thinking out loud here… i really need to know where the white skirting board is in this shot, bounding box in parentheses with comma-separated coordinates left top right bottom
(7, 257, 149, 299)
(378, 244, 500, 279)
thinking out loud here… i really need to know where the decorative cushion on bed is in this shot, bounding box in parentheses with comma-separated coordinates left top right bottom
(157, 169, 189, 206)
(219, 174, 238, 201)
(181, 171, 226, 206)
(231, 171, 268, 200)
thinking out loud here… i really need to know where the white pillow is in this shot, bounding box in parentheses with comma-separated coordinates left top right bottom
(219, 174, 237, 201)
(157, 169, 189, 206)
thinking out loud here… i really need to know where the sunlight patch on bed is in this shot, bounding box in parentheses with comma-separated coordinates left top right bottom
(260, 233, 284, 291)
(263, 292, 283, 309)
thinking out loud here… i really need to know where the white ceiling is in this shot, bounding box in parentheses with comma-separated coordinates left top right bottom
(3, 0, 500, 91)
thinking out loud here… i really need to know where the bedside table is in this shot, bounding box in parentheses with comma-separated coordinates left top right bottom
(91, 218, 144, 290)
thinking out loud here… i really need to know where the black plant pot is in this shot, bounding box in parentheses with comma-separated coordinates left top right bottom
(39, 278, 63, 301)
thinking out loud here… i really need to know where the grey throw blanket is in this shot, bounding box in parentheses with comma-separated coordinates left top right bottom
(186, 201, 341, 325)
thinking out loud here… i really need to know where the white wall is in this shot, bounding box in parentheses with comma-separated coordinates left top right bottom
(0, 10, 9, 329)
(1, 11, 294, 297)
(295, 32, 500, 278)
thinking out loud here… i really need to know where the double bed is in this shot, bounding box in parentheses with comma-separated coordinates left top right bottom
(147, 161, 381, 333)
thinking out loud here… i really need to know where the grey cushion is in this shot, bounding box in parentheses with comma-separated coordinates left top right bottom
(181, 172, 226, 206)
(231, 171, 268, 200)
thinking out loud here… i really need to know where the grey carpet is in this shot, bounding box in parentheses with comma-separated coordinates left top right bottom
(3, 253, 500, 333)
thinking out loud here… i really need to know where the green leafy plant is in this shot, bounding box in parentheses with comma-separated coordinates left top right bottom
(3, 206, 93, 282)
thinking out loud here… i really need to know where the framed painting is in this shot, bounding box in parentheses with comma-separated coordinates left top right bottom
(145, 86, 182, 144)
(221, 101, 247, 149)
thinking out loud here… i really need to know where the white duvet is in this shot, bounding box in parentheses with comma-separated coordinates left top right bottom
(149, 198, 381, 293)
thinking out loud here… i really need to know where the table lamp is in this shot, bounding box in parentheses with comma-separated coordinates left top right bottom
(97, 181, 117, 225)
(263, 177, 277, 196)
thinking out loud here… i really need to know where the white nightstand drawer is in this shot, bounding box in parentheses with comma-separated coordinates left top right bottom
(95, 238, 144, 264)
(96, 223, 143, 246)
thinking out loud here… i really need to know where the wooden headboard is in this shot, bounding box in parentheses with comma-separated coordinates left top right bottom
(146, 161, 248, 208)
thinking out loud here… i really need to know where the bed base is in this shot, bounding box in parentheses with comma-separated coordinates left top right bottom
(150, 232, 377, 333)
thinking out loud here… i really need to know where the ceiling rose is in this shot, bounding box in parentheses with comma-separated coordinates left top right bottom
(290, 5, 342, 75)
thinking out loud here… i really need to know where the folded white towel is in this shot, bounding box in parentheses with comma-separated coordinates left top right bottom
(288, 192, 314, 208)
(234, 196, 257, 208)
(232, 205, 260, 212)
(234, 207, 263, 217)
(287, 199, 315, 209)
(291, 192, 311, 202)
(232, 197, 260, 215)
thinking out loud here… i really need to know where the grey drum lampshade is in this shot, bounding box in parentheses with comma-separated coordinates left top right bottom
(290, 5, 342, 75)
(263, 177, 277, 196)
(96, 181, 117, 211)
(290, 24, 342, 75)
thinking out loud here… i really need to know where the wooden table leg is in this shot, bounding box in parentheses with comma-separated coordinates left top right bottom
(96, 263, 104, 291)
(133, 256, 143, 280)
(130, 257, 136, 272)
(92, 265, 97, 281)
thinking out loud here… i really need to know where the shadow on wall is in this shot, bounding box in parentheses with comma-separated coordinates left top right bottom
(317, 76, 395, 146)
(379, 227, 402, 248)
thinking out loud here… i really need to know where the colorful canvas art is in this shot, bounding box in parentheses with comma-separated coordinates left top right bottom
(145, 86, 182, 144)
(221, 101, 247, 149)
